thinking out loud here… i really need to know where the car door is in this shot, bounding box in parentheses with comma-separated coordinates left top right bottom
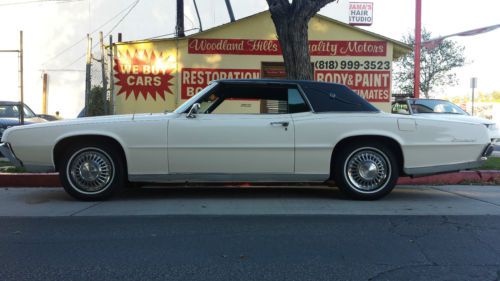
(167, 83, 295, 176)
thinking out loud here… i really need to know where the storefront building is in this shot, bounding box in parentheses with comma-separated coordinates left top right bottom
(111, 11, 411, 114)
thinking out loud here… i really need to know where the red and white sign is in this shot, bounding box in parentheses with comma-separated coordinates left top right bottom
(114, 50, 174, 100)
(315, 70, 390, 102)
(349, 2, 373, 26)
(188, 39, 386, 56)
(181, 68, 260, 99)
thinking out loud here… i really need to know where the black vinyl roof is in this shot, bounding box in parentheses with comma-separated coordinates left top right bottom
(214, 79, 379, 112)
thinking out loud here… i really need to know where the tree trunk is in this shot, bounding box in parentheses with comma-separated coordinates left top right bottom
(273, 17, 311, 80)
(267, 0, 334, 80)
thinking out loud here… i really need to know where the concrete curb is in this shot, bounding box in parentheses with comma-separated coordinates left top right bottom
(0, 173, 60, 187)
(0, 171, 499, 188)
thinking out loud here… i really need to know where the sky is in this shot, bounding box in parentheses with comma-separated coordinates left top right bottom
(0, 0, 499, 117)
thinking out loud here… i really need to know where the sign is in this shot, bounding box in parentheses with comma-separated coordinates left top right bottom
(315, 70, 390, 102)
(181, 68, 260, 99)
(114, 50, 174, 100)
(188, 39, 386, 56)
(349, 2, 373, 26)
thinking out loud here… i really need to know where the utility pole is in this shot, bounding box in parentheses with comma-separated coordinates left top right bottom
(19, 31, 25, 125)
(99, 31, 108, 115)
(471, 77, 477, 116)
(0, 31, 24, 123)
(414, 0, 422, 98)
(176, 0, 185, 37)
(109, 35, 115, 115)
(42, 73, 48, 114)
(84, 34, 92, 117)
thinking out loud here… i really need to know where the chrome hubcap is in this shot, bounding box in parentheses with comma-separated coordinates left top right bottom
(68, 149, 114, 193)
(346, 148, 390, 192)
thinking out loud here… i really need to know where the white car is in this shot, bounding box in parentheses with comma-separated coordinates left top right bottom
(392, 98, 500, 143)
(0, 80, 495, 201)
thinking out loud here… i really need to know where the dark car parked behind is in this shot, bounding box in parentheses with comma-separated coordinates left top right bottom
(0, 101, 47, 143)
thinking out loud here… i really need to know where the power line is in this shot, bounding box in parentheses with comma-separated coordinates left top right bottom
(146, 28, 199, 40)
(103, 0, 140, 38)
(42, 0, 140, 66)
(0, 0, 83, 7)
(40, 69, 85, 72)
(61, 0, 141, 69)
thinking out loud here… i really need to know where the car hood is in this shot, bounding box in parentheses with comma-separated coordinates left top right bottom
(4, 112, 176, 130)
(413, 113, 495, 125)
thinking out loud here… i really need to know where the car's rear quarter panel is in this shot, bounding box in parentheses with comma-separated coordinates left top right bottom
(292, 112, 490, 176)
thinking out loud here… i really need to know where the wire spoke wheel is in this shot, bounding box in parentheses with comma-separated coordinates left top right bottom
(343, 147, 392, 194)
(67, 148, 115, 194)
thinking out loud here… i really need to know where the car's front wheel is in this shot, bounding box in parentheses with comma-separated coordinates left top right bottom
(59, 143, 125, 201)
(333, 142, 399, 200)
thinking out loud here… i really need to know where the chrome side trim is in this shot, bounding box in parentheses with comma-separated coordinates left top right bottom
(404, 160, 485, 177)
(129, 173, 329, 183)
(0, 142, 23, 168)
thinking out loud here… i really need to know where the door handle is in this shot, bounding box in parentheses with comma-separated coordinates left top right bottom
(270, 121, 289, 127)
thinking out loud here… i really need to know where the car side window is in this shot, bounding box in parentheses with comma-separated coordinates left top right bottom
(199, 84, 309, 114)
(288, 88, 310, 114)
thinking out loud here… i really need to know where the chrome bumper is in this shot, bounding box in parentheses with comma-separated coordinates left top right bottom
(0, 142, 23, 168)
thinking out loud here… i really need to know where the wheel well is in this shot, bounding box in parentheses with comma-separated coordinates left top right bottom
(330, 135, 405, 178)
(53, 135, 127, 173)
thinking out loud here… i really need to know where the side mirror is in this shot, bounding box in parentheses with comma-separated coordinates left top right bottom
(186, 103, 201, 118)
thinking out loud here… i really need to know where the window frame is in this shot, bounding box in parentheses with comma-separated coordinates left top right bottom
(187, 81, 314, 115)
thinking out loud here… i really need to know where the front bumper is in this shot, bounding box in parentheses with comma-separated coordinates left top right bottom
(0, 142, 23, 168)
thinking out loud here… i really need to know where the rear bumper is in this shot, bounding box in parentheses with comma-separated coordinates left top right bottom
(0, 142, 23, 168)
(482, 143, 495, 158)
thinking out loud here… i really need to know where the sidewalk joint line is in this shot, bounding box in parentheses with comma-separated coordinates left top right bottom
(429, 186, 500, 208)
(69, 202, 102, 216)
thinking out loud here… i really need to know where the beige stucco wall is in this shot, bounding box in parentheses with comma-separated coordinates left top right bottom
(113, 11, 399, 114)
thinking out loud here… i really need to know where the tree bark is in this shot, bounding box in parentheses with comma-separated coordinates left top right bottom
(267, 0, 335, 80)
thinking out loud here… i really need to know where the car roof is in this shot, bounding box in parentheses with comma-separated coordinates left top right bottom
(213, 79, 346, 87)
(0, 101, 22, 105)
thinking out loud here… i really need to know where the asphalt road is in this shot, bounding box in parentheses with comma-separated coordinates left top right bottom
(1, 185, 500, 280)
(1, 215, 500, 281)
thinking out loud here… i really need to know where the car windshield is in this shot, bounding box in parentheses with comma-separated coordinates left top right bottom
(0, 104, 36, 118)
(411, 99, 468, 115)
(174, 82, 218, 113)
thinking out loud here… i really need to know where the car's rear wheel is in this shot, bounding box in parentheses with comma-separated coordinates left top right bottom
(59, 143, 125, 201)
(333, 142, 399, 200)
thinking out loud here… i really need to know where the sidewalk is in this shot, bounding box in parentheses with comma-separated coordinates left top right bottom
(2, 185, 500, 216)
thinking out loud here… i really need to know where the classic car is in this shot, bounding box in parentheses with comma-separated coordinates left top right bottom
(0, 79, 495, 201)
(392, 98, 499, 143)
